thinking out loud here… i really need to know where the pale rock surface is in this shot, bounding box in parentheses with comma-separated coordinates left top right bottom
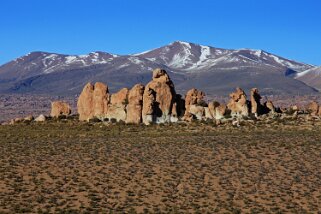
(106, 88, 128, 122)
(189, 105, 205, 120)
(35, 114, 46, 122)
(307, 101, 319, 116)
(77, 82, 109, 121)
(265, 101, 275, 114)
(126, 84, 145, 124)
(142, 88, 156, 125)
(185, 88, 205, 114)
(50, 101, 71, 117)
(215, 104, 227, 119)
(250, 88, 262, 117)
(77, 83, 95, 121)
(227, 88, 249, 117)
(93, 82, 109, 118)
(142, 69, 176, 124)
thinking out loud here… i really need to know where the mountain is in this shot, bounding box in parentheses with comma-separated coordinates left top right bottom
(135, 41, 311, 73)
(0, 41, 318, 96)
(296, 66, 321, 90)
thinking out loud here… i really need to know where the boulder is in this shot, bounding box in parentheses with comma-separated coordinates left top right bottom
(50, 101, 71, 118)
(142, 68, 176, 123)
(10, 118, 23, 124)
(291, 105, 299, 112)
(106, 88, 128, 122)
(142, 87, 156, 125)
(182, 112, 194, 122)
(126, 84, 145, 124)
(93, 82, 109, 118)
(250, 88, 262, 117)
(265, 101, 275, 114)
(307, 101, 319, 116)
(215, 104, 227, 119)
(227, 88, 249, 117)
(24, 115, 34, 121)
(35, 114, 46, 122)
(189, 105, 205, 120)
(185, 88, 205, 114)
(77, 82, 109, 121)
(77, 83, 95, 121)
(208, 101, 227, 119)
(204, 107, 213, 120)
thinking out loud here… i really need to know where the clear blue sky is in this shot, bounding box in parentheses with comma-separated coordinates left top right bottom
(1, 0, 320, 65)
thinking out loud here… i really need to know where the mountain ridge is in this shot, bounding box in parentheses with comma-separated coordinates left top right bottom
(0, 41, 318, 96)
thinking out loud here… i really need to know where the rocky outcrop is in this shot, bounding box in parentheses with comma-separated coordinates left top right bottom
(35, 114, 46, 122)
(77, 82, 109, 121)
(216, 104, 227, 119)
(185, 88, 205, 113)
(208, 101, 227, 119)
(50, 101, 71, 118)
(189, 105, 205, 120)
(307, 101, 319, 116)
(126, 84, 145, 124)
(106, 88, 129, 122)
(142, 87, 156, 125)
(74, 69, 298, 125)
(93, 82, 109, 118)
(250, 88, 262, 117)
(77, 83, 95, 121)
(265, 101, 275, 114)
(142, 68, 176, 124)
(227, 88, 249, 117)
(183, 88, 207, 120)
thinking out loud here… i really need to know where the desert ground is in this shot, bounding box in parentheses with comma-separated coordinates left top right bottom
(0, 117, 320, 213)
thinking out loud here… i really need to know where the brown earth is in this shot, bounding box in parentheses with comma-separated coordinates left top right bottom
(0, 119, 320, 213)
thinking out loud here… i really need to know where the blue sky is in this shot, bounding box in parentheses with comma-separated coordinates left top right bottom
(1, 0, 321, 65)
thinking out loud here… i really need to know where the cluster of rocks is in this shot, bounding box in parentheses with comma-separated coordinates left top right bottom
(77, 69, 181, 124)
(6, 68, 321, 125)
(76, 68, 279, 124)
(7, 101, 72, 125)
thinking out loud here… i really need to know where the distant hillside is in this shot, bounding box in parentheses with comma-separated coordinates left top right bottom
(0, 41, 318, 96)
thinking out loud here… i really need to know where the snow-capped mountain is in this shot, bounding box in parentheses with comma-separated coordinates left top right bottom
(135, 41, 312, 73)
(0, 41, 318, 95)
(296, 66, 321, 90)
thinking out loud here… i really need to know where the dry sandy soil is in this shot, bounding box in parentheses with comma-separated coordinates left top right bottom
(0, 119, 320, 213)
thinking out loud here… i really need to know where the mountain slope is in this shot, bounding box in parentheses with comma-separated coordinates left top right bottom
(0, 41, 318, 96)
(296, 66, 321, 90)
(135, 41, 312, 73)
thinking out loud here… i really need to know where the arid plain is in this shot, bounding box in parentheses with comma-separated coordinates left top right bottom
(0, 117, 320, 213)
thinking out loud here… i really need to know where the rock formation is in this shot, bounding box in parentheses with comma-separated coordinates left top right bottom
(74, 68, 304, 125)
(142, 68, 176, 124)
(185, 88, 205, 113)
(77, 82, 109, 121)
(307, 101, 319, 116)
(78, 83, 95, 121)
(93, 82, 109, 118)
(35, 114, 46, 122)
(189, 105, 205, 120)
(50, 101, 71, 118)
(126, 84, 145, 124)
(250, 88, 262, 117)
(208, 101, 227, 119)
(106, 88, 129, 122)
(227, 88, 249, 117)
(265, 101, 275, 114)
(183, 88, 207, 120)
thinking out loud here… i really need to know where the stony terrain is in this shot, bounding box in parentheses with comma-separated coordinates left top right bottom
(0, 118, 320, 213)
